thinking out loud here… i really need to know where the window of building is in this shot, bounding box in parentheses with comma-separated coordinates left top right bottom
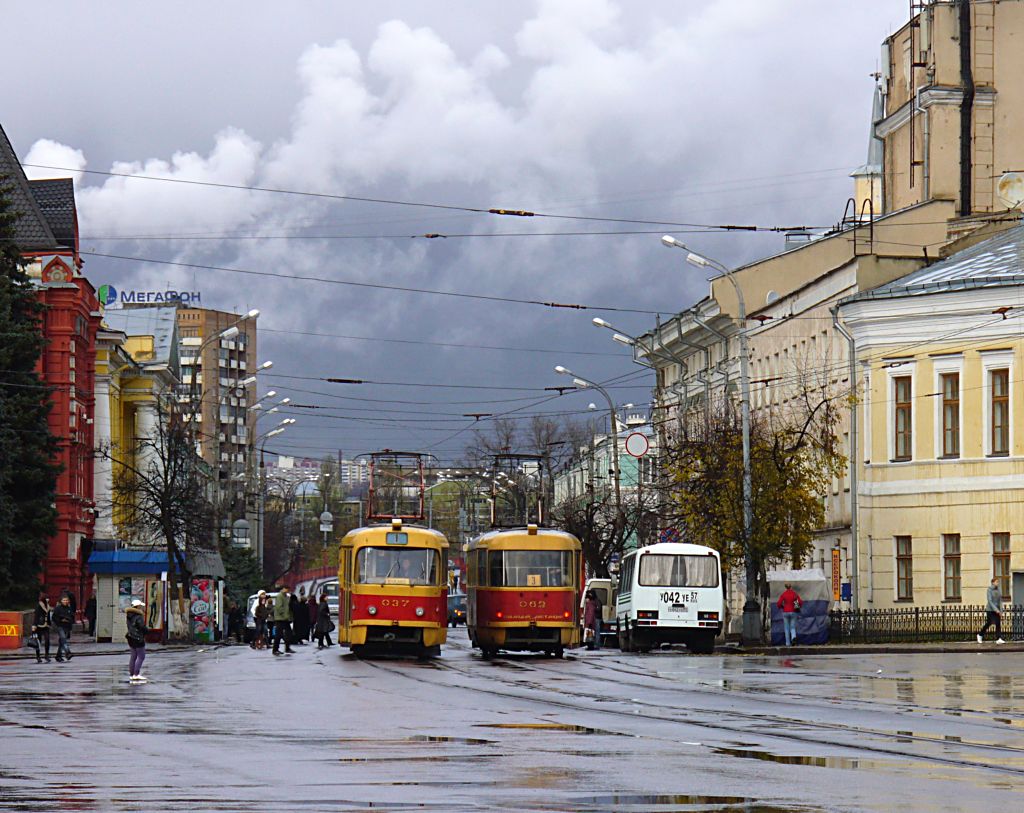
(943, 533, 961, 601)
(895, 536, 912, 601)
(894, 376, 912, 461)
(993, 533, 1010, 600)
(991, 368, 1009, 455)
(939, 372, 959, 457)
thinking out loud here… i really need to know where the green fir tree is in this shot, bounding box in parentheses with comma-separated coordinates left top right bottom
(0, 178, 60, 608)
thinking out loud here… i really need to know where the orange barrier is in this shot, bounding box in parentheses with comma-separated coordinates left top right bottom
(0, 611, 30, 650)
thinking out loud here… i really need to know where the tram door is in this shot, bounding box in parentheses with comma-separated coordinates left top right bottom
(342, 549, 353, 629)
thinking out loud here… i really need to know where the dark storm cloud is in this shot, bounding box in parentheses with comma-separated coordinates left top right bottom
(12, 0, 909, 462)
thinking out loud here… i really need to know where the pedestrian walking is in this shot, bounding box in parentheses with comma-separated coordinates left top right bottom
(125, 598, 149, 682)
(583, 590, 600, 651)
(777, 583, 802, 647)
(252, 591, 269, 649)
(31, 594, 51, 663)
(52, 595, 75, 662)
(272, 585, 295, 655)
(315, 593, 334, 649)
(978, 578, 1006, 644)
(307, 593, 318, 642)
(291, 589, 308, 644)
(84, 595, 97, 637)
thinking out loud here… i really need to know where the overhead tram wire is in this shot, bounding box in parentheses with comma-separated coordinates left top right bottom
(23, 162, 819, 234)
(80, 250, 670, 317)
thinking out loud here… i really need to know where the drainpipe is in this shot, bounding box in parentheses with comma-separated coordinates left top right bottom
(831, 307, 859, 614)
(915, 84, 931, 200)
(958, 0, 974, 217)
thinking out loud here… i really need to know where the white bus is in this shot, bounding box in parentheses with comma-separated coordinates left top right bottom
(615, 542, 723, 654)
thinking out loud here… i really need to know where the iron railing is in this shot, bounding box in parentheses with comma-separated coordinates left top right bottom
(829, 604, 1024, 644)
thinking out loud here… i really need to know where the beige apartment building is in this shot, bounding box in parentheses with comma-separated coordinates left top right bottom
(639, 0, 1024, 621)
(175, 307, 260, 514)
(837, 220, 1024, 607)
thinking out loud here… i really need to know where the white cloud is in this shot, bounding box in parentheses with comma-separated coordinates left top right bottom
(23, 139, 86, 184)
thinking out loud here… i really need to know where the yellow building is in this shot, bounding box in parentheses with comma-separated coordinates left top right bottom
(838, 220, 1024, 608)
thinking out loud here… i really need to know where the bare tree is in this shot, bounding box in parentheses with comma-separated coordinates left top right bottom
(106, 394, 215, 637)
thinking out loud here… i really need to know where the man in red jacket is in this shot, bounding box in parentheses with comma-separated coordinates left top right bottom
(777, 583, 802, 646)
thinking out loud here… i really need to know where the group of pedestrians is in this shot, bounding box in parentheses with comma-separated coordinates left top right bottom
(250, 585, 335, 654)
(28, 593, 76, 663)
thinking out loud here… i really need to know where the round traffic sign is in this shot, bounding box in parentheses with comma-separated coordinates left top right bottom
(625, 432, 649, 458)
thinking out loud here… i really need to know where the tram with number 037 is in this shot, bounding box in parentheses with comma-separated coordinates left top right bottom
(336, 453, 449, 658)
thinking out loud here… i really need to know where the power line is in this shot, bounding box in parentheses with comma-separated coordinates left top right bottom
(81, 250, 669, 316)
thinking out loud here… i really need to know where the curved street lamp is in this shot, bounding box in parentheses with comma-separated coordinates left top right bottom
(662, 234, 758, 644)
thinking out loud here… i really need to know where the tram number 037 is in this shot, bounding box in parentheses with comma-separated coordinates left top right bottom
(519, 599, 547, 608)
(659, 591, 697, 604)
(380, 598, 410, 608)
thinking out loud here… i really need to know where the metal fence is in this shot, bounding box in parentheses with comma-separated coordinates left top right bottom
(829, 605, 1024, 644)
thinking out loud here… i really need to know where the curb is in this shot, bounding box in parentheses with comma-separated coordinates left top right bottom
(0, 643, 225, 661)
(725, 643, 1024, 656)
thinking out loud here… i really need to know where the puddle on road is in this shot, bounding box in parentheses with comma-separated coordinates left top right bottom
(712, 747, 892, 770)
(570, 794, 813, 812)
(337, 734, 493, 746)
(476, 722, 628, 736)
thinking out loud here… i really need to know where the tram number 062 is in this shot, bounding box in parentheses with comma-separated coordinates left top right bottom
(659, 591, 697, 604)
(519, 599, 547, 608)
(380, 598, 410, 607)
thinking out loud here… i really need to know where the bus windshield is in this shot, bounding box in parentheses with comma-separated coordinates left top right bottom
(488, 550, 572, 587)
(638, 554, 719, 588)
(357, 547, 439, 586)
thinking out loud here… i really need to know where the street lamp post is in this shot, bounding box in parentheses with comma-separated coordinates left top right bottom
(554, 366, 623, 535)
(662, 235, 758, 645)
(253, 420, 294, 569)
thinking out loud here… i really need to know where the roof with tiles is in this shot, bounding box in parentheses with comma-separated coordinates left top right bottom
(0, 121, 57, 251)
(841, 222, 1024, 304)
(29, 178, 77, 249)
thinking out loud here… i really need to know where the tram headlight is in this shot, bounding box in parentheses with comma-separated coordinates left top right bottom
(415, 607, 425, 617)
(368, 605, 378, 616)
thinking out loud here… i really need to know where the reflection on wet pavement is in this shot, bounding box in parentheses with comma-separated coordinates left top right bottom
(3, 640, 1024, 811)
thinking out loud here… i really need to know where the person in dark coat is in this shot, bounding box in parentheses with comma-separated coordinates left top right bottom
(125, 599, 149, 682)
(291, 589, 308, 643)
(306, 594, 318, 642)
(31, 594, 52, 663)
(84, 595, 97, 637)
(315, 593, 334, 649)
(51, 595, 75, 662)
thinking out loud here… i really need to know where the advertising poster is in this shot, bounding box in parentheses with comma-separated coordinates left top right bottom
(117, 577, 132, 611)
(145, 580, 164, 631)
(190, 578, 215, 642)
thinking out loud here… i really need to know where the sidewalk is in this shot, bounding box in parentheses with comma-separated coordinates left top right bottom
(0, 630, 231, 661)
(726, 639, 1024, 656)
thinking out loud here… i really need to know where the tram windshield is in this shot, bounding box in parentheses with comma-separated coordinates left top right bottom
(357, 547, 439, 586)
(639, 554, 719, 588)
(488, 550, 573, 588)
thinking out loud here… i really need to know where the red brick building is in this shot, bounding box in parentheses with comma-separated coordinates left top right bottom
(1, 123, 100, 608)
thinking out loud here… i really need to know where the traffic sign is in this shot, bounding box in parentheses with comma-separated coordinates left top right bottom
(625, 432, 650, 458)
(659, 527, 680, 544)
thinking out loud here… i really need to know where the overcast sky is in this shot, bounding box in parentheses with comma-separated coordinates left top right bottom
(7, 0, 909, 465)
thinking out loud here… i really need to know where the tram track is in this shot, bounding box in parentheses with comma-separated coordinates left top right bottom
(357, 645, 1024, 779)
(532, 649, 1024, 735)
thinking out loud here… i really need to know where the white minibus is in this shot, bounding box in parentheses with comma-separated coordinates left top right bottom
(615, 542, 723, 654)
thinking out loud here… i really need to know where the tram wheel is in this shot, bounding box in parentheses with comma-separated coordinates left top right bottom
(554, 646, 564, 659)
(481, 647, 496, 660)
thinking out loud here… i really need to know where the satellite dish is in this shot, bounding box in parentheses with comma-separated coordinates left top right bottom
(996, 172, 1024, 209)
(766, 290, 779, 305)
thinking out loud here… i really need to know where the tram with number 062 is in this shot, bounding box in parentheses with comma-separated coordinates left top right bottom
(466, 524, 582, 658)
(336, 453, 449, 658)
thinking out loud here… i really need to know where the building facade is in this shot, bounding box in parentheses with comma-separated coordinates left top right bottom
(2, 122, 100, 607)
(838, 220, 1024, 608)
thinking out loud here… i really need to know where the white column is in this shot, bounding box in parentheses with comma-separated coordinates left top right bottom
(93, 376, 115, 540)
(136, 401, 159, 479)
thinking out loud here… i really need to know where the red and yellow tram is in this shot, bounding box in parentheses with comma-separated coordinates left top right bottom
(337, 518, 449, 657)
(465, 524, 582, 658)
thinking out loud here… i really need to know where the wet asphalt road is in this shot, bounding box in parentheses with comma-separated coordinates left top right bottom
(1, 631, 1023, 812)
